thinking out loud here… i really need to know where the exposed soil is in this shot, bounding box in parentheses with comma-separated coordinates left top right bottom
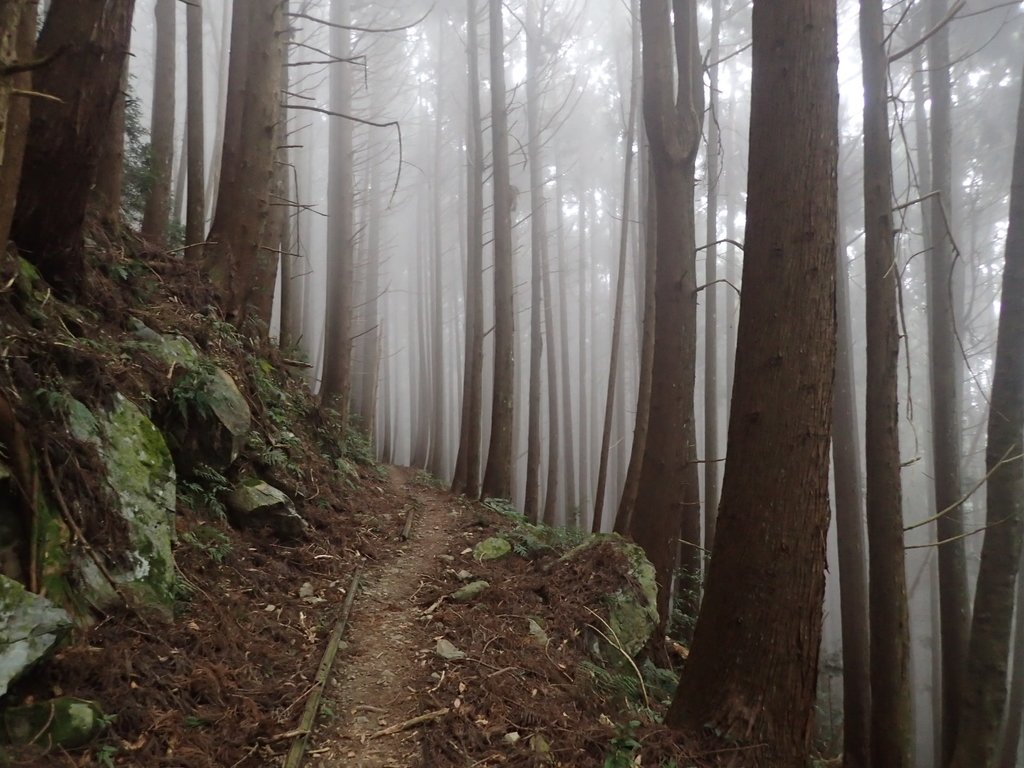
(303, 466, 470, 767)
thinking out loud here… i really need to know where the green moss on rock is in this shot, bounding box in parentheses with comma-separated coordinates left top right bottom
(2, 697, 105, 749)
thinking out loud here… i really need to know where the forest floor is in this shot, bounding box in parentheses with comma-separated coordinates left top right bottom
(8, 456, 716, 768)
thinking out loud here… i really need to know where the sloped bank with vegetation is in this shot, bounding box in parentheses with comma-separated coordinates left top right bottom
(0, 243, 709, 767)
(0, 240, 392, 765)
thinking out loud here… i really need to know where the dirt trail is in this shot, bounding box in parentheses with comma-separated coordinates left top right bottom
(304, 466, 464, 767)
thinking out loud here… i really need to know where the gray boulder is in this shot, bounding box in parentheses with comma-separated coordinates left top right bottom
(226, 479, 308, 540)
(0, 575, 72, 698)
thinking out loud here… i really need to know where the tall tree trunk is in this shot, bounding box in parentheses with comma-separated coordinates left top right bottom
(12, 0, 136, 293)
(593, 0, 639, 533)
(523, 0, 547, 523)
(206, 0, 232, 218)
(555, 174, 578, 519)
(615, 151, 655, 535)
(204, 0, 283, 330)
(452, 0, 485, 498)
(185, 0, 206, 259)
(427, 22, 447, 479)
(541, 209, 560, 527)
(833, 196, 872, 768)
(577, 193, 590, 526)
(702, 0, 722, 555)
(629, 0, 703, 645)
(862, 1, 913, 764)
(359, 155, 382, 443)
(0, 0, 32, 250)
(141, 0, 176, 246)
(667, 0, 838, 764)
(949, 59, 1024, 768)
(319, 0, 355, 416)
(927, 6, 971, 760)
(91, 60, 128, 230)
(480, 0, 515, 500)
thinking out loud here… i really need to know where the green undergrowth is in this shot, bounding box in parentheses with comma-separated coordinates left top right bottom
(481, 497, 590, 556)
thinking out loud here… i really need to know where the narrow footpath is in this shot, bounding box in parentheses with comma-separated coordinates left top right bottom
(303, 466, 465, 767)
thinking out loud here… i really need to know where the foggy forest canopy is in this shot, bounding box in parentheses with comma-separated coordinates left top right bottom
(2, 0, 1024, 765)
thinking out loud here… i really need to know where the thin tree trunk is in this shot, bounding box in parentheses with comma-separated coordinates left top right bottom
(702, 0, 721, 553)
(360, 156, 382, 443)
(555, 173, 578, 519)
(185, 0, 206, 259)
(833, 197, 872, 768)
(593, 0, 639, 533)
(615, 149, 655, 535)
(320, 0, 355, 415)
(862, 0, 913, 764)
(427, 21, 447, 479)
(452, 0, 485, 498)
(927, 6, 971, 759)
(523, 0, 546, 523)
(577, 193, 589, 525)
(91, 59, 128, 230)
(141, 0, 176, 245)
(998, 561, 1024, 768)
(481, 0, 515, 500)
(206, 0, 231, 218)
(949, 59, 1024, 768)
(541, 208, 560, 528)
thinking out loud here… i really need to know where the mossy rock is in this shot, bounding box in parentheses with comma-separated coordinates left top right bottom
(130, 323, 252, 474)
(2, 697, 106, 749)
(0, 575, 72, 698)
(561, 534, 659, 663)
(67, 395, 177, 612)
(473, 537, 511, 561)
(451, 580, 489, 602)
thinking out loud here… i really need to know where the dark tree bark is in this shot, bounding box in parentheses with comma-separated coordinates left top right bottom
(480, 0, 515, 500)
(452, 0, 485, 499)
(91, 58, 129, 230)
(629, 0, 703, 644)
(204, 0, 284, 330)
(667, 0, 838, 765)
(185, 0, 206, 258)
(12, 0, 136, 292)
(141, 0, 176, 246)
(319, 0, 355, 414)
(862, 0, 913, 764)
(927, 8, 970, 763)
(949, 57, 1024, 768)
(0, 0, 32, 250)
